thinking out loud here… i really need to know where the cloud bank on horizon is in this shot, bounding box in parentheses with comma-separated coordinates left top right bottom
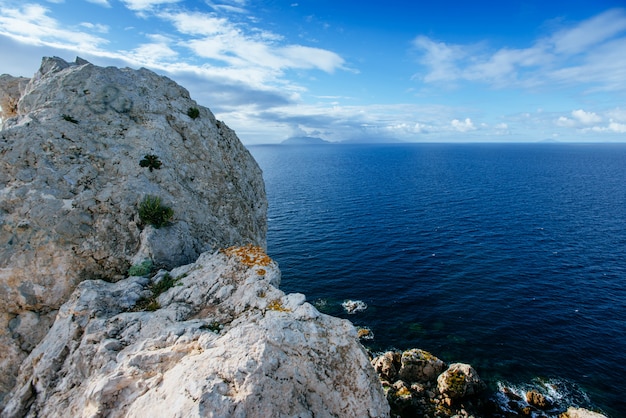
(1, 0, 625, 144)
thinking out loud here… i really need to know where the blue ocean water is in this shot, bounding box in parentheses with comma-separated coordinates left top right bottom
(248, 143, 626, 416)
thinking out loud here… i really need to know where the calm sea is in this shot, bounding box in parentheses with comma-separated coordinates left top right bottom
(248, 143, 626, 416)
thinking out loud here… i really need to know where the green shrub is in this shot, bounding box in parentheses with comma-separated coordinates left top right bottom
(132, 273, 181, 311)
(187, 107, 200, 119)
(62, 114, 79, 124)
(138, 195, 173, 228)
(128, 259, 154, 277)
(139, 154, 162, 172)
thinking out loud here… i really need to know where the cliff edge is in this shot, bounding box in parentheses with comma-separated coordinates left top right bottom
(0, 56, 267, 404)
(2, 245, 388, 417)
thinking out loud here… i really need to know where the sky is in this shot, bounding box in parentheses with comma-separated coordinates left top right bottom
(1, 0, 625, 144)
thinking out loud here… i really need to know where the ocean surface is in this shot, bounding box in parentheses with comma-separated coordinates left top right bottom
(248, 143, 626, 416)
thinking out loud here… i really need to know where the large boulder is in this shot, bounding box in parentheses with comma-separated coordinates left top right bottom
(2, 247, 389, 417)
(397, 348, 446, 383)
(437, 363, 485, 401)
(0, 57, 266, 405)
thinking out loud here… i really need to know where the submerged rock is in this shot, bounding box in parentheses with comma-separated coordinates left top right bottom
(526, 389, 554, 410)
(2, 247, 390, 417)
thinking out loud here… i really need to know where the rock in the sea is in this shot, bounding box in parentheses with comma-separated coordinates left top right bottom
(397, 348, 446, 383)
(0, 56, 266, 405)
(2, 247, 390, 417)
(526, 389, 553, 410)
(437, 363, 485, 400)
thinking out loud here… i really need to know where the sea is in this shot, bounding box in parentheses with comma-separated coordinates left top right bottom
(247, 143, 626, 417)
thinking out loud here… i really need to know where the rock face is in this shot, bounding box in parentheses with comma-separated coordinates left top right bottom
(0, 57, 266, 405)
(2, 246, 389, 417)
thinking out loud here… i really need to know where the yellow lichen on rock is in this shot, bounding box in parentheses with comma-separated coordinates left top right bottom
(267, 299, 291, 312)
(223, 244, 272, 267)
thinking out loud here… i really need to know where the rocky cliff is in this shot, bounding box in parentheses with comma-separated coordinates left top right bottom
(2, 245, 388, 417)
(0, 57, 294, 413)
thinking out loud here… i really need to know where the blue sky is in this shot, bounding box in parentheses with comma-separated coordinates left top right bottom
(1, 0, 625, 144)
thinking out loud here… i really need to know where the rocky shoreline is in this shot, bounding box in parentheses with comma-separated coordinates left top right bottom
(369, 348, 607, 418)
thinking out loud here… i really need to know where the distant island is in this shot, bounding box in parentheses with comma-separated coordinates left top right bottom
(281, 136, 331, 145)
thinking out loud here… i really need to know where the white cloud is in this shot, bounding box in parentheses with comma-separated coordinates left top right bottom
(128, 35, 178, 63)
(608, 120, 626, 133)
(279, 45, 344, 72)
(79, 22, 109, 33)
(412, 35, 463, 83)
(413, 8, 626, 91)
(551, 9, 626, 55)
(0, 4, 109, 50)
(163, 11, 230, 36)
(206, 0, 248, 14)
(120, 0, 181, 11)
(451, 118, 476, 132)
(588, 120, 626, 133)
(556, 116, 576, 128)
(606, 108, 626, 122)
(86, 0, 112, 6)
(163, 10, 345, 74)
(572, 109, 602, 124)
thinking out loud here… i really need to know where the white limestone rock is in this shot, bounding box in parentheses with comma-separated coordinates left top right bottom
(561, 407, 608, 418)
(0, 56, 266, 404)
(0, 74, 29, 121)
(2, 248, 390, 418)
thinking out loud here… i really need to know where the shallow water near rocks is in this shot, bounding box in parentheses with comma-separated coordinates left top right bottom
(249, 143, 626, 416)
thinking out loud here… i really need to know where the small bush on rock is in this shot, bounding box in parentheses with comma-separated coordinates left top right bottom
(62, 114, 79, 124)
(133, 273, 181, 311)
(139, 154, 162, 171)
(187, 107, 200, 119)
(138, 195, 173, 228)
(128, 259, 154, 277)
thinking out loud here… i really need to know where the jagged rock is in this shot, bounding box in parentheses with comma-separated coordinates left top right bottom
(0, 75, 28, 120)
(437, 363, 485, 400)
(526, 389, 553, 410)
(0, 56, 266, 405)
(397, 348, 446, 383)
(2, 247, 390, 417)
(371, 350, 402, 382)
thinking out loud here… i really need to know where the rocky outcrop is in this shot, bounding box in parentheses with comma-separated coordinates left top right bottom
(2, 246, 389, 417)
(0, 57, 266, 405)
(372, 350, 486, 417)
(0, 75, 28, 120)
(371, 348, 609, 418)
